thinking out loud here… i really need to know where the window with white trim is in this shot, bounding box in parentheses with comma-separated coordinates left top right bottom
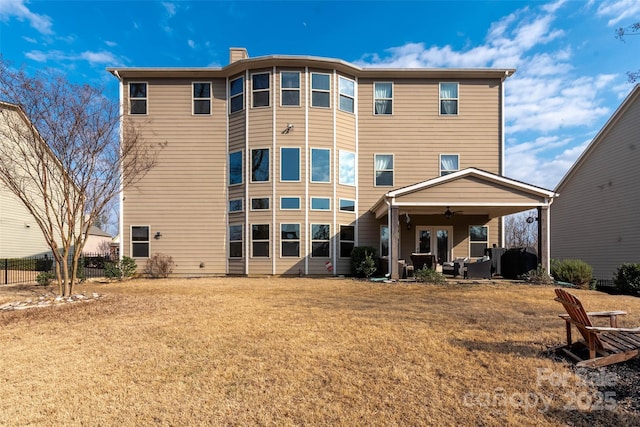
(311, 148, 330, 183)
(229, 76, 244, 113)
(440, 154, 459, 176)
(229, 199, 243, 212)
(374, 82, 392, 115)
(280, 197, 300, 210)
(339, 225, 355, 258)
(439, 82, 458, 115)
(251, 148, 269, 182)
(131, 225, 149, 258)
(339, 76, 355, 113)
(281, 72, 300, 106)
(339, 199, 355, 212)
(311, 73, 330, 108)
(281, 224, 300, 257)
(252, 224, 270, 257)
(129, 82, 147, 115)
(374, 154, 394, 186)
(251, 197, 270, 210)
(380, 226, 389, 257)
(339, 150, 356, 186)
(193, 82, 211, 115)
(229, 151, 243, 185)
(229, 225, 243, 258)
(252, 73, 270, 108)
(281, 147, 300, 181)
(469, 226, 488, 257)
(311, 224, 330, 258)
(311, 197, 330, 210)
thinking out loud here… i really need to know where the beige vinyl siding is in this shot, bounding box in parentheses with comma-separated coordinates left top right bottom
(552, 87, 640, 280)
(122, 78, 228, 275)
(0, 189, 52, 258)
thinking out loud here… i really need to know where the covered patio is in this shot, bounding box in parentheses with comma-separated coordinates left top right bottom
(370, 168, 558, 280)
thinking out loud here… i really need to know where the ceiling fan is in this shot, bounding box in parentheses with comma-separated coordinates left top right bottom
(444, 207, 463, 219)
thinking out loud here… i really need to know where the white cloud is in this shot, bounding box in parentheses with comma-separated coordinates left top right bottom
(188, 39, 195, 49)
(24, 49, 122, 66)
(595, 0, 640, 26)
(105, 40, 117, 48)
(162, 2, 176, 17)
(0, 0, 53, 34)
(22, 36, 37, 43)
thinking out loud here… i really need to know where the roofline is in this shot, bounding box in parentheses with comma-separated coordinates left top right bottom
(107, 54, 515, 81)
(555, 84, 640, 192)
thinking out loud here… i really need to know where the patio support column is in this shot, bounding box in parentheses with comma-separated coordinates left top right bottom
(538, 205, 550, 273)
(390, 205, 400, 279)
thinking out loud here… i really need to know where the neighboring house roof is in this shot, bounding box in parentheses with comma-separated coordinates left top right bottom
(555, 84, 640, 193)
(87, 225, 112, 238)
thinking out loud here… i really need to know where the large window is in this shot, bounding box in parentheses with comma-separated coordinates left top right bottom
(440, 154, 459, 176)
(311, 224, 330, 258)
(129, 82, 147, 115)
(251, 148, 269, 182)
(229, 151, 243, 185)
(339, 150, 356, 186)
(193, 82, 211, 115)
(280, 197, 300, 210)
(310, 197, 330, 210)
(469, 226, 488, 257)
(339, 225, 355, 258)
(229, 225, 243, 258)
(440, 82, 458, 115)
(339, 76, 355, 113)
(311, 73, 330, 108)
(229, 76, 244, 113)
(281, 72, 300, 106)
(131, 226, 149, 258)
(252, 73, 270, 108)
(252, 224, 270, 257)
(380, 226, 389, 257)
(281, 224, 300, 257)
(281, 147, 300, 181)
(374, 82, 393, 115)
(311, 148, 330, 183)
(251, 197, 270, 210)
(374, 154, 394, 186)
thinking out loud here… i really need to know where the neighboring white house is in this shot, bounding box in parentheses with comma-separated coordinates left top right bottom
(551, 84, 640, 283)
(82, 225, 113, 254)
(0, 101, 52, 258)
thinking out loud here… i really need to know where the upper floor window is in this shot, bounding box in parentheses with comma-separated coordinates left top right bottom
(281, 147, 300, 181)
(310, 197, 330, 210)
(339, 76, 355, 113)
(374, 82, 393, 115)
(339, 150, 356, 186)
(129, 82, 147, 115)
(280, 197, 300, 210)
(131, 225, 150, 258)
(469, 226, 488, 258)
(374, 154, 394, 186)
(311, 148, 330, 183)
(440, 154, 459, 176)
(229, 151, 243, 185)
(193, 82, 211, 115)
(251, 197, 270, 210)
(229, 76, 244, 113)
(281, 72, 300, 106)
(251, 148, 269, 182)
(339, 199, 355, 212)
(252, 73, 270, 108)
(439, 82, 458, 115)
(229, 199, 243, 213)
(311, 73, 330, 108)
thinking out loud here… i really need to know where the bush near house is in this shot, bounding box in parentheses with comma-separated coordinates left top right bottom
(105, 256, 137, 280)
(144, 253, 175, 278)
(613, 263, 640, 296)
(414, 267, 446, 285)
(350, 246, 378, 277)
(550, 259, 593, 289)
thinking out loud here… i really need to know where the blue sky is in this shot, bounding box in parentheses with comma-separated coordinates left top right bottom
(1, 0, 639, 191)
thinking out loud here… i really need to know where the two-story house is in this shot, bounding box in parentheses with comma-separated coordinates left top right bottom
(109, 48, 556, 278)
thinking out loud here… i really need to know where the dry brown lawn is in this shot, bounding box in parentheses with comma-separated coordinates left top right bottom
(1, 277, 639, 426)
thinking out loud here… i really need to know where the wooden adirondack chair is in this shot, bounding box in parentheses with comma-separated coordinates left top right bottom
(554, 288, 640, 368)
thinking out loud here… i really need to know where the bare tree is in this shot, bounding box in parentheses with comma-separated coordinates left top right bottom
(616, 22, 640, 82)
(0, 59, 160, 296)
(504, 210, 538, 249)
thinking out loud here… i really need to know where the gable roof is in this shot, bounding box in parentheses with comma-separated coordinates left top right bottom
(555, 84, 640, 193)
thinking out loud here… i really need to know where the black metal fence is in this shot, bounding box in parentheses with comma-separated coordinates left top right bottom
(1, 253, 116, 285)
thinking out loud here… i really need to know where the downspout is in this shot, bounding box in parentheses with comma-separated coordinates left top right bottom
(385, 196, 392, 276)
(114, 70, 124, 261)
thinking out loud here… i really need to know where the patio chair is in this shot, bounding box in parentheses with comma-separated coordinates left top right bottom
(464, 259, 492, 279)
(554, 288, 640, 368)
(410, 253, 435, 272)
(442, 257, 467, 276)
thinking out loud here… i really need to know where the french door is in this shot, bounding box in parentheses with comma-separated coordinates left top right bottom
(415, 226, 453, 263)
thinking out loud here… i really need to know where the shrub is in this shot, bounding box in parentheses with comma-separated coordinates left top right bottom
(350, 246, 378, 277)
(105, 256, 137, 280)
(521, 264, 554, 285)
(144, 253, 175, 278)
(414, 267, 446, 285)
(613, 263, 640, 296)
(550, 259, 593, 289)
(36, 272, 55, 286)
(355, 252, 377, 278)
